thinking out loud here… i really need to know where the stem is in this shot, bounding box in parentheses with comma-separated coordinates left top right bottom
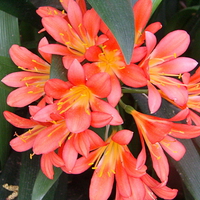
(122, 87, 148, 94)
(104, 125, 110, 140)
(119, 99, 134, 114)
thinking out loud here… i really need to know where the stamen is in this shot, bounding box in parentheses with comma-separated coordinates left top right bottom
(32, 60, 50, 72)
(150, 75, 186, 87)
(27, 88, 44, 94)
(57, 85, 92, 114)
(59, 134, 69, 146)
(161, 140, 178, 153)
(89, 163, 94, 166)
(47, 123, 65, 137)
(169, 129, 184, 134)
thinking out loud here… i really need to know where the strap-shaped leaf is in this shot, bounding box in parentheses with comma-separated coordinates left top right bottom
(170, 139, 200, 199)
(152, 0, 163, 14)
(87, 0, 134, 64)
(32, 168, 62, 200)
(0, 11, 20, 170)
(130, 0, 138, 6)
(50, 55, 67, 81)
(17, 151, 41, 200)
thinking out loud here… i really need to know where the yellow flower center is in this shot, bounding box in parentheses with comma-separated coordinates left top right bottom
(91, 137, 124, 177)
(97, 48, 125, 75)
(57, 84, 93, 114)
(60, 23, 95, 56)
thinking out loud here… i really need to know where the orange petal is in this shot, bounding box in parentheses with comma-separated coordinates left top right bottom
(112, 130, 133, 145)
(160, 136, 186, 161)
(66, 106, 91, 133)
(3, 111, 37, 128)
(89, 167, 114, 200)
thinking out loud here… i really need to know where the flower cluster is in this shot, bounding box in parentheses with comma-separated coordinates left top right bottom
(2, 0, 200, 199)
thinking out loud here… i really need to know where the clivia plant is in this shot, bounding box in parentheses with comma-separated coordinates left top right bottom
(0, 0, 200, 199)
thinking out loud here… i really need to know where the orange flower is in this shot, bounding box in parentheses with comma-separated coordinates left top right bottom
(139, 30, 197, 113)
(130, 109, 200, 183)
(1, 37, 51, 107)
(116, 173, 178, 200)
(63, 130, 146, 200)
(85, 44, 147, 106)
(38, 0, 107, 67)
(4, 109, 71, 155)
(35, 59, 123, 133)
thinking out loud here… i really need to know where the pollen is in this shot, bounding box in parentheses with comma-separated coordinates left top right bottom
(97, 49, 125, 74)
(57, 85, 93, 115)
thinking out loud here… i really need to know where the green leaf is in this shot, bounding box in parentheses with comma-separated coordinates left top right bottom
(130, 0, 138, 6)
(32, 167, 62, 200)
(0, 11, 20, 170)
(50, 55, 67, 81)
(152, 0, 162, 14)
(87, 0, 134, 64)
(193, 136, 200, 151)
(170, 139, 200, 199)
(0, 11, 20, 57)
(0, 0, 42, 29)
(17, 151, 41, 200)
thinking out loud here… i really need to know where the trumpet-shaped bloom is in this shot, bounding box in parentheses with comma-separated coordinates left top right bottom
(116, 173, 178, 200)
(1, 38, 51, 107)
(38, 0, 107, 68)
(131, 109, 200, 183)
(63, 130, 147, 200)
(85, 44, 147, 106)
(4, 110, 50, 152)
(4, 110, 71, 155)
(41, 59, 123, 133)
(4, 110, 67, 179)
(139, 30, 198, 113)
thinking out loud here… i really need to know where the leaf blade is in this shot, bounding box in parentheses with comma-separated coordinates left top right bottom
(0, 11, 20, 170)
(31, 168, 62, 200)
(87, 0, 134, 64)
